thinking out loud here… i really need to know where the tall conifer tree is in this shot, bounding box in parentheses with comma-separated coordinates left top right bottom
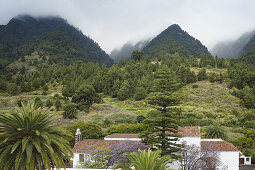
(141, 66, 182, 157)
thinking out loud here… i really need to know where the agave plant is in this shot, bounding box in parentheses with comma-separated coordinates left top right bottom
(114, 149, 172, 170)
(0, 101, 73, 170)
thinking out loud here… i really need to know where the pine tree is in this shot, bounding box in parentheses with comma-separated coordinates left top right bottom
(117, 80, 131, 101)
(141, 66, 182, 157)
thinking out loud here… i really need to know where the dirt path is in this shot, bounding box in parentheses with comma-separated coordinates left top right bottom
(84, 106, 96, 121)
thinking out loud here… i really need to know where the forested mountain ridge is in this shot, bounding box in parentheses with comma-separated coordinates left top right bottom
(0, 15, 113, 68)
(142, 24, 210, 58)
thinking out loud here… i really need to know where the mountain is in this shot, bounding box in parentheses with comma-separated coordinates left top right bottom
(0, 15, 113, 67)
(110, 39, 149, 63)
(142, 24, 209, 58)
(211, 30, 255, 58)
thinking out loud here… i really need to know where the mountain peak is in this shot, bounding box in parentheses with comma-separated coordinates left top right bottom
(0, 15, 113, 66)
(10, 14, 67, 25)
(142, 24, 209, 57)
(168, 24, 182, 30)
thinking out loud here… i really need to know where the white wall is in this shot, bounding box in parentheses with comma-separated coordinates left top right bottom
(166, 137, 201, 169)
(73, 153, 91, 168)
(73, 153, 79, 168)
(180, 137, 201, 147)
(217, 151, 239, 170)
(104, 137, 141, 141)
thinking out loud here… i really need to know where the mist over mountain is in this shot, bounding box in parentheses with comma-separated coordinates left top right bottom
(211, 30, 255, 58)
(142, 24, 210, 58)
(110, 39, 150, 63)
(0, 15, 113, 67)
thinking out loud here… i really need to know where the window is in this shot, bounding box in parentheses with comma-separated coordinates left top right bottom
(246, 158, 250, 162)
(79, 154, 84, 162)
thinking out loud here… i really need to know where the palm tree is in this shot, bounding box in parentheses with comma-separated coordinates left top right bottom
(114, 149, 171, 170)
(0, 101, 73, 170)
(205, 122, 226, 140)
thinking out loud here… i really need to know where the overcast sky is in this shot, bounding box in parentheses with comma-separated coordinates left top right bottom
(1, 0, 255, 53)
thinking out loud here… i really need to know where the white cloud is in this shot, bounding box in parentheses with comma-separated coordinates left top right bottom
(1, 0, 255, 53)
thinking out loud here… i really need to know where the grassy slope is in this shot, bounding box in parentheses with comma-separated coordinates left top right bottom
(180, 81, 244, 141)
(181, 81, 242, 116)
(0, 79, 244, 141)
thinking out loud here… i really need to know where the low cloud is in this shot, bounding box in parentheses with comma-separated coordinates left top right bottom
(1, 0, 255, 53)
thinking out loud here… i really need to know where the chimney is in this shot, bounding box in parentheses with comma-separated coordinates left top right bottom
(75, 128, 81, 143)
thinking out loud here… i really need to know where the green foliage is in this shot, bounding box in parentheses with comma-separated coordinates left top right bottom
(7, 83, 20, 95)
(134, 86, 147, 101)
(141, 67, 182, 156)
(143, 24, 209, 58)
(0, 79, 7, 91)
(45, 98, 53, 107)
(228, 63, 255, 89)
(117, 80, 131, 101)
(176, 65, 197, 85)
(54, 98, 62, 111)
(106, 123, 146, 134)
(239, 129, 255, 162)
(199, 53, 216, 68)
(115, 149, 171, 170)
(34, 97, 43, 108)
(0, 101, 73, 170)
(204, 122, 227, 140)
(197, 68, 207, 81)
(131, 50, 144, 61)
(32, 78, 41, 89)
(0, 15, 113, 67)
(67, 121, 104, 147)
(236, 86, 255, 109)
(72, 85, 102, 110)
(63, 103, 78, 119)
(42, 84, 48, 91)
(136, 115, 146, 123)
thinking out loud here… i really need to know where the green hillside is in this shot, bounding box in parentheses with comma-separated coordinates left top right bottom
(143, 24, 210, 58)
(0, 15, 113, 67)
(181, 81, 242, 116)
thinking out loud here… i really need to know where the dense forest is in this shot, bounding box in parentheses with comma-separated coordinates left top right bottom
(1, 15, 255, 166)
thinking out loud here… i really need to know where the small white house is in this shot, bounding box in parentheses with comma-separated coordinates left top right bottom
(239, 152, 252, 165)
(201, 139, 240, 170)
(72, 139, 124, 168)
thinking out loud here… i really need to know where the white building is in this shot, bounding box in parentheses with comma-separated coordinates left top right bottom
(201, 139, 240, 170)
(72, 126, 251, 169)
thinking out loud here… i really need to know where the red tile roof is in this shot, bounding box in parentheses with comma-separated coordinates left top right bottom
(201, 140, 239, 152)
(178, 126, 200, 137)
(104, 133, 139, 138)
(73, 139, 140, 153)
(166, 126, 200, 137)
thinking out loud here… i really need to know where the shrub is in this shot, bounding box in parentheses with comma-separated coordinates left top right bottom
(192, 84, 199, 88)
(67, 121, 104, 147)
(45, 98, 53, 107)
(63, 103, 78, 119)
(106, 123, 146, 134)
(199, 119, 213, 127)
(34, 97, 43, 108)
(54, 98, 62, 111)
